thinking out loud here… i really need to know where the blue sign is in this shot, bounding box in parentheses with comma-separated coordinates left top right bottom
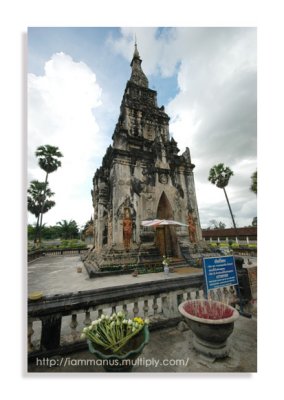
(203, 256, 239, 291)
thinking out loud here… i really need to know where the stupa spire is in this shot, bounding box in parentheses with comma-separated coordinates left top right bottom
(133, 34, 140, 58)
(130, 40, 148, 88)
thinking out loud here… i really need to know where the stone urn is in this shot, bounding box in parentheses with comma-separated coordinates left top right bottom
(178, 299, 239, 359)
(87, 325, 149, 372)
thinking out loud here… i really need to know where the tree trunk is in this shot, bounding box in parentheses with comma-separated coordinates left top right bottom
(38, 172, 49, 243)
(223, 187, 237, 231)
(34, 214, 40, 245)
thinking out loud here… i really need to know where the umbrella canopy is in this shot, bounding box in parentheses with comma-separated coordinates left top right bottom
(142, 219, 188, 257)
(142, 219, 188, 227)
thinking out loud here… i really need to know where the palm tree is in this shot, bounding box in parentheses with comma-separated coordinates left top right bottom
(35, 145, 63, 241)
(56, 219, 79, 239)
(208, 163, 237, 229)
(27, 180, 55, 242)
(250, 171, 257, 194)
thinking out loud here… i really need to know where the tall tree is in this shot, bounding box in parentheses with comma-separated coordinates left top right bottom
(56, 219, 79, 239)
(207, 220, 226, 230)
(250, 170, 257, 194)
(208, 163, 237, 229)
(35, 145, 63, 241)
(27, 180, 55, 242)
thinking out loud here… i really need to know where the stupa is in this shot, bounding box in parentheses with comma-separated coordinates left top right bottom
(84, 43, 205, 275)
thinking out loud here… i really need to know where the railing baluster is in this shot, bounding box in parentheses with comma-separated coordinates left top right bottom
(40, 314, 62, 350)
(152, 297, 158, 315)
(133, 301, 139, 317)
(223, 287, 229, 304)
(161, 296, 169, 316)
(122, 304, 128, 317)
(177, 293, 184, 305)
(28, 319, 34, 352)
(143, 299, 149, 317)
(84, 311, 92, 326)
(70, 314, 78, 339)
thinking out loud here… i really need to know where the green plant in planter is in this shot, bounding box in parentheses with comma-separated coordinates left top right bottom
(81, 311, 149, 355)
(81, 311, 150, 372)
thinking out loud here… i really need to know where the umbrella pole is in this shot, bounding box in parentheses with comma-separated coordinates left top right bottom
(163, 227, 166, 257)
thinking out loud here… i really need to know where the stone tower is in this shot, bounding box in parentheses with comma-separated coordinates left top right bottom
(88, 44, 203, 271)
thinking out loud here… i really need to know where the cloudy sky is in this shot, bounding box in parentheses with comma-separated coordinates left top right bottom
(28, 27, 257, 229)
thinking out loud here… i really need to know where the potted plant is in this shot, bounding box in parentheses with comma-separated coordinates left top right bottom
(178, 299, 239, 359)
(162, 255, 170, 276)
(81, 311, 149, 372)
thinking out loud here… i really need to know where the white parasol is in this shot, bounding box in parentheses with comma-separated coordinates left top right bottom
(142, 219, 188, 256)
(142, 219, 188, 227)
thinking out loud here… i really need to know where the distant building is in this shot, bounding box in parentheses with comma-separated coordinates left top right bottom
(202, 227, 257, 244)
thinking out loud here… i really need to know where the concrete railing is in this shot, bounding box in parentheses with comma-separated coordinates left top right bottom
(28, 273, 205, 360)
(233, 247, 257, 257)
(28, 247, 88, 262)
(28, 266, 253, 361)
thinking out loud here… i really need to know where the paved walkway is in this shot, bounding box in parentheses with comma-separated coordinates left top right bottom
(28, 255, 201, 295)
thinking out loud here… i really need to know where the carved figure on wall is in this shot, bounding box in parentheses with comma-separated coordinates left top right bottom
(142, 165, 156, 186)
(188, 213, 197, 243)
(131, 177, 144, 197)
(123, 208, 132, 251)
(108, 210, 113, 246)
(159, 173, 168, 184)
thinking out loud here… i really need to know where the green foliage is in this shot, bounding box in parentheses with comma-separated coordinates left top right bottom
(35, 145, 63, 175)
(28, 219, 81, 242)
(207, 219, 226, 229)
(32, 144, 63, 243)
(209, 242, 257, 249)
(27, 237, 86, 252)
(59, 239, 85, 248)
(250, 171, 257, 194)
(56, 219, 79, 239)
(208, 163, 237, 229)
(99, 264, 164, 274)
(208, 163, 234, 189)
(252, 217, 257, 227)
(27, 180, 55, 219)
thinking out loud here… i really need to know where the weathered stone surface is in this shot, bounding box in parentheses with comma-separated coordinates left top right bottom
(87, 44, 204, 270)
(177, 321, 189, 332)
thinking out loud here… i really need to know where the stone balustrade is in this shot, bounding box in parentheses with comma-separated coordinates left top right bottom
(28, 274, 205, 360)
(28, 247, 88, 262)
(233, 247, 257, 257)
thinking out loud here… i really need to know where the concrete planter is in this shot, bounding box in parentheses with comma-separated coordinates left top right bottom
(178, 299, 239, 359)
(87, 325, 149, 372)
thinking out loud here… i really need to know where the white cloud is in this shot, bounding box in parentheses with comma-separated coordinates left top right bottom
(28, 52, 105, 226)
(28, 28, 257, 229)
(110, 27, 257, 227)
